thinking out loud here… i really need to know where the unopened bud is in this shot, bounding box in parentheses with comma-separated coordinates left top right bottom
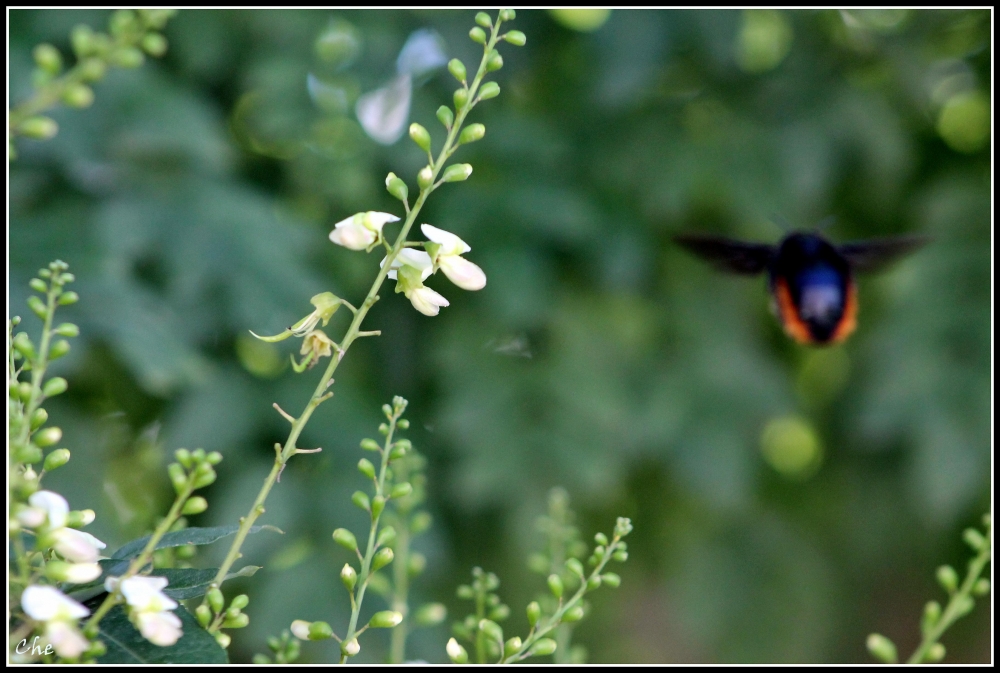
(442, 164, 473, 182)
(486, 51, 504, 72)
(478, 81, 500, 101)
(459, 123, 485, 145)
(332, 528, 358, 551)
(43, 377, 68, 397)
(341, 563, 357, 591)
(19, 117, 58, 140)
(43, 448, 71, 472)
(34, 427, 62, 448)
(448, 58, 467, 83)
(182, 496, 208, 515)
(308, 621, 333, 640)
(207, 587, 224, 614)
(33, 44, 63, 73)
(377, 526, 396, 547)
(527, 638, 557, 657)
(866, 633, 898, 664)
(936, 565, 959, 593)
(504, 30, 526, 46)
(386, 175, 409, 202)
(562, 605, 584, 622)
(390, 482, 412, 499)
(526, 601, 541, 626)
(446, 637, 468, 664)
(454, 88, 469, 109)
(475, 12, 492, 28)
(62, 84, 94, 108)
(469, 27, 487, 44)
(547, 574, 563, 598)
(436, 105, 454, 129)
(368, 610, 403, 628)
(372, 546, 394, 571)
(413, 602, 447, 626)
(418, 166, 434, 189)
(361, 438, 381, 451)
(341, 638, 360, 656)
(142, 33, 168, 57)
(409, 123, 431, 151)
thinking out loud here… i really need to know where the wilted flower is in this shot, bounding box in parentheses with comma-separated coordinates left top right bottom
(105, 576, 182, 647)
(330, 211, 399, 251)
(421, 224, 486, 290)
(295, 329, 336, 372)
(21, 585, 91, 659)
(251, 292, 344, 343)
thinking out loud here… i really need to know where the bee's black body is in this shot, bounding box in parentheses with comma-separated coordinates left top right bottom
(674, 229, 927, 345)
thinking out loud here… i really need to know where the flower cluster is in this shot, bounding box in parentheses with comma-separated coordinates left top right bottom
(333, 214, 486, 317)
(16, 490, 104, 582)
(20, 585, 91, 659)
(104, 575, 183, 647)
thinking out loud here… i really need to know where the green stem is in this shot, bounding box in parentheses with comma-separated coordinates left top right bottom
(906, 527, 992, 664)
(14, 284, 58, 452)
(338, 408, 401, 663)
(208, 8, 509, 600)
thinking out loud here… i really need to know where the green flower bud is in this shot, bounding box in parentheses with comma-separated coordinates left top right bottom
(371, 494, 385, 518)
(382, 403, 393, 417)
(78, 58, 106, 82)
(369, 610, 403, 628)
(57, 271, 75, 285)
(409, 123, 431, 151)
(30, 408, 49, 430)
(446, 637, 468, 664)
(504, 636, 522, 658)
(29, 278, 48, 293)
(459, 123, 485, 145)
(27, 295, 48, 318)
(62, 83, 94, 109)
(613, 550, 628, 562)
(175, 448, 192, 467)
(378, 422, 390, 435)
(500, 9, 517, 21)
(953, 594, 975, 617)
(34, 44, 63, 73)
(14, 333, 36, 360)
(436, 105, 454, 129)
(192, 448, 206, 462)
(456, 584, 475, 599)
(469, 27, 487, 44)
(182, 496, 208, 515)
(111, 47, 144, 68)
(973, 578, 990, 596)
(196, 603, 212, 627)
(19, 381, 35, 402)
(142, 32, 168, 57)
(352, 491, 370, 511)
(921, 600, 941, 635)
(341, 563, 358, 591)
(443, 164, 473, 182)
(207, 587, 224, 614)
(206, 451, 223, 465)
(408, 552, 427, 576)
(224, 613, 250, 629)
(489, 603, 510, 621)
(175, 543, 196, 559)
(565, 558, 584, 577)
(479, 618, 503, 643)
(386, 175, 409, 202)
(478, 81, 500, 101)
(18, 116, 58, 140)
(390, 482, 412, 499)
(594, 532, 609, 546)
(355, 459, 375, 481)
(528, 638, 557, 657)
(547, 573, 563, 598)
(168, 462, 186, 492)
(43, 448, 71, 472)
(486, 51, 504, 72)
(526, 601, 541, 626)
(216, 632, 232, 649)
(58, 291, 79, 305)
(333, 528, 358, 551)
(562, 605, 585, 622)
(54, 323, 80, 338)
(476, 12, 493, 28)
(192, 465, 217, 489)
(341, 637, 360, 656)
(417, 166, 434, 190)
(34, 426, 62, 448)
(413, 602, 447, 626)
(602, 572, 621, 588)
(963, 527, 987, 552)
(377, 526, 396, 547)
(361, 438, 381, 452)
(49, 340, 71, 360)
(397, 418, 410, 429)
(309, 621, 333, 640)
(448, 58, 467, 82)
(927, 643, 946, 662)
(454, 88, 469, 109)
(866, 633, 898, 664)
(109, 9, 136, 36)
(230, 594, 250, 610)
(503, 30, 526, 46)
(615, 517, 633, 537)
(936, 565, 959, 593)
(586, 575, 602, 590)
(18, 444, 44, 465)
(372, 546, 394, 571)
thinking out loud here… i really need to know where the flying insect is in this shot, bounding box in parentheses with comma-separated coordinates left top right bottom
(674, 226, 928, 345)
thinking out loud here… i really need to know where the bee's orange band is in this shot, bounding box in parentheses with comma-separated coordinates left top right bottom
(774, 278, 814, 344)
(830, 281, 857, 343)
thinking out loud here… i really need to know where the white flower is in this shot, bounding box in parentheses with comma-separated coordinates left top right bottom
(134, 610, 183, 647)
(63, 563, 103, 584)
(406, 285, 450, 316)
(28, 490, 69, 529)
(383, 248, 433, 281)
(421, 224, 486, 291)
(290, 619, 311, 641)
(52, 528, 106, 563)
(105, 575, 182, 647)
(45, 620, 91, 659)
(330, 211, 399, 250)
(344, 638, 361, 656)
(21, 585, 90, 622)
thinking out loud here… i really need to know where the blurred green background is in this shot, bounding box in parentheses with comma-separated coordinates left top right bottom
(9, 9, 991, 663)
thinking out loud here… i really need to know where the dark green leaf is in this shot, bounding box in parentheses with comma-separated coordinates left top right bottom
(111, 524, 283, 559)
(95, 604, 227, 664)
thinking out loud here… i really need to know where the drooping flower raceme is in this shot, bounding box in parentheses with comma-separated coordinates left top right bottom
(329, 211, 400, 251)
(21, 585, 91, 659)
(105, 576, 183, 647)
(421, 224, 487, 291)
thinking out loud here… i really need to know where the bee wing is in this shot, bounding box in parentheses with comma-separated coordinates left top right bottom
(837, 234, 930, 273)
(673, 234, 774, 275)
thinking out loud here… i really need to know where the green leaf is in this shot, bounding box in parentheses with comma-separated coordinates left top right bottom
(95, 604, 228, 664)
(67, 561, 261, 602)
(111, 524, 283, 559)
